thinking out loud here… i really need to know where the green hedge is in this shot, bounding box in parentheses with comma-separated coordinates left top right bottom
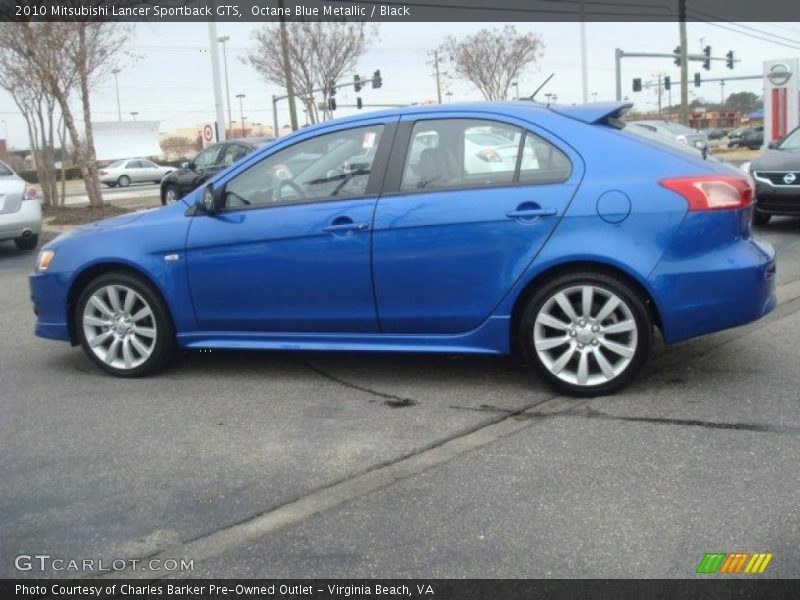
(19, 167, 82, 183)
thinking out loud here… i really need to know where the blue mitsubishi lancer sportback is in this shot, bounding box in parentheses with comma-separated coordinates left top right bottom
(30, 102, 776, 396)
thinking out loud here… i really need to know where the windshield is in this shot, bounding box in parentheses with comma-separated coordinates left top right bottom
(779, 127, 800, 150)
(0, 161, 13, 177)
(660, 122, 696, 135)
(107, 160, 125, 169)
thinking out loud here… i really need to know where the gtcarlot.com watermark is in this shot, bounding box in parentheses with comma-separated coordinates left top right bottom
(14, 553, 194, 573)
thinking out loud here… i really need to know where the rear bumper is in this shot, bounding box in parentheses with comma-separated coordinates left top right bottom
(0, 200, 42, 241)
(650, 234, 776, 344)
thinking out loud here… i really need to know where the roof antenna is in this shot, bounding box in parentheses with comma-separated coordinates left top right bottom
(528, 73, 554, 103)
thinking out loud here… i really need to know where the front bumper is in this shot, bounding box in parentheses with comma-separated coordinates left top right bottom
(29, 270, 73, 343)
(754, 183, 800, 216)
(0, 200, 42, 241)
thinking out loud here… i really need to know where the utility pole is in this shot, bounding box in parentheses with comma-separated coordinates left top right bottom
(580, 0, 588, 103)
(207, 22, 227, 142)
(679, 0, 689, 125)
(277, 0, 298, 131)
(657, 73, 663, 117)
(428, 49, 443, 104)
(236, 93, 245, 137)
(111, 68, 122, 121)
(218, 35, 233, 135)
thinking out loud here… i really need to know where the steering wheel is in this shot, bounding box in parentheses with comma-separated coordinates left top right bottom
(275, 178, 305, 202)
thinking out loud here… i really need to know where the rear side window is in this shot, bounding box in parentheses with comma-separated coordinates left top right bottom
(400, 119, 571, 192)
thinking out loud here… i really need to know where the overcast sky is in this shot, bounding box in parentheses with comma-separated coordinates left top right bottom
(1, 21, 799, 149)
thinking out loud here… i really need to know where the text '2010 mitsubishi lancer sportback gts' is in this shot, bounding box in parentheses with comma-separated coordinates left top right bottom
(29, 102, 776, 396)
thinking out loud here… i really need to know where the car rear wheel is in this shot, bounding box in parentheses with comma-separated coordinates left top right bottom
(161, 184, 179, 206)
(75, 272, 175, 377)
(117, 175, 130, 188)
(753, 211, 771, 226)
(520, 271, 653, 397)
(106, 183, 117, 188)
(14, 234, 38, 251)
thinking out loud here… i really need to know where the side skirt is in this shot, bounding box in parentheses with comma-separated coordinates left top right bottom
(177, 316, 511, 355)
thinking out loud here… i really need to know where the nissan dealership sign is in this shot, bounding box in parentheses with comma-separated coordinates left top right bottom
(764, 59, 799, 147)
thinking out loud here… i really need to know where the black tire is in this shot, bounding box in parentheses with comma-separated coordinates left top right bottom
(117, 175, 130, 188)
(106, 183, 117, 188)
(14, 234, 38, 251)
(74, 271, 175, 377)
(161, 184, 179, 206)
(753, 211, 771, 226)
(519, 271, 653, 397)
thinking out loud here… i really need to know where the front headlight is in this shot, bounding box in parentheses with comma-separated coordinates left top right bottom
(36, 250, 55, 272)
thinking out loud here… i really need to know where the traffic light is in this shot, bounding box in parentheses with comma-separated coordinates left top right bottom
(372, 69, 382, 89)
(694, 72, 701, 87)
(632, 78, 642, 92)
(328, 97, 337, 111)
(726, 50, 735, 69)
(702, 46, 711, 70)
(354, 74, 362, 92)
(356, 97, 363, 110)
(664, 76, 671, 90)
(673, 46, 681, 66)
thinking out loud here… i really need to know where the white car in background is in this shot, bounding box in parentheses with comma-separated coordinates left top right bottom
(98, 158, 174, 188)
(0, 160, 42, 251)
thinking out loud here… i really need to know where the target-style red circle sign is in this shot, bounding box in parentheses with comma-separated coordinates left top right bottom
(202, 124, 214, 143)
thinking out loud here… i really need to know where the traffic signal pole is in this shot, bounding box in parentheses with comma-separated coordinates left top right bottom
(679, 2, 689, 125)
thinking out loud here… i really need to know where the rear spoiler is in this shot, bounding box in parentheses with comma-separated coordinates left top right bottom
(549, 102, 634, 125)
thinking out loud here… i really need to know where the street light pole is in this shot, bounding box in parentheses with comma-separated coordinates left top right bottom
(236, 93, 245, 137)
(277, 0, 299, 131)
(111, 68, 122, 121)
(218, 35, 233, 136)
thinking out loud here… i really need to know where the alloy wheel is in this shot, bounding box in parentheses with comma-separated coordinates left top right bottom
(82, 284, 157, 370)
(533, 284, 638, 387)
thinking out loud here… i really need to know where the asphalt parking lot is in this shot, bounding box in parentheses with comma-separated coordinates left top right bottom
(1, 218, 799, 579)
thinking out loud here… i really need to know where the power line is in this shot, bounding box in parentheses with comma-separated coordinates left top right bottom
(690, 19, 800, 51)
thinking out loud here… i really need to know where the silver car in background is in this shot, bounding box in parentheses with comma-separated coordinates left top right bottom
(0, 160, 42, 251)
(630, 120, 710, 157)
(98, 158, 174, 188)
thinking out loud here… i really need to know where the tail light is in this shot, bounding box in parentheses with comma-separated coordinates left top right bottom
(476, 149, 502, 163)
(23, 184, 40, 201)
(659, 176, 753, 211)
(99, 170, 108, 176)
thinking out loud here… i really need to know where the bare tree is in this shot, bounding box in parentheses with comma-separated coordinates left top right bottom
(160, 136, 197, 160)
(0, 48, 62, 206)
(0, 21, 133, 206)
(440, 26, 544, 102)
(246, 21, 377, 125)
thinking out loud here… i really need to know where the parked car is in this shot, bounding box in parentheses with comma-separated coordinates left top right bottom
(701, 127, 725, 140)
(745, 125, 800, 225)
(29, 102, 775, 396)
(159, 138, 271, 205)
(630, 120, 710, 157)
(728, 128, 764, 150)
(98, 159, 175, 188)
(0, 160, 42, 251)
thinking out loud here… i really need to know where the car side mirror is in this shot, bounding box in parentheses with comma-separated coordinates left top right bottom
(182, 160, 195, 170)
(198, 183, 225, 214)
(767, 140, 779, 149)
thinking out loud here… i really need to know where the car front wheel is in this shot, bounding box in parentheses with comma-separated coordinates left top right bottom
(520, 271, 653, 397)
(75, 272, 175, 377)
(161, 184, 179, 206)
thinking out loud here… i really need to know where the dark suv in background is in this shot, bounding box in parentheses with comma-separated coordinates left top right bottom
(749, 125, 800, 225)
(160, 138, 271, 205)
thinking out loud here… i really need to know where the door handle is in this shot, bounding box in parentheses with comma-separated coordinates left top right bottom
(506, 208, 557, 219)
(322, 222, 369, 233)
